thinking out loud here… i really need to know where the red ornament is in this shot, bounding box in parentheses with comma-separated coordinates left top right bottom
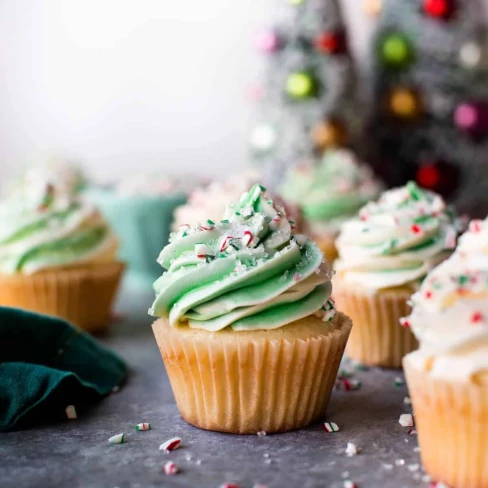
(416, 164, 440, 188)
(416, 160, 460, 199)
(314, 31, 347, 55)
(423, 0, 456, 20)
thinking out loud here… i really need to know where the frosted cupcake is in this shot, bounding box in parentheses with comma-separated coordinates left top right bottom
(334, 182, 458, 367)
(0, 178, 123, 332)
(87, 174, 191, 285)
(279, 149, 382, 263)
(150, 184, 352, 434)
(403, 218, 488, 488)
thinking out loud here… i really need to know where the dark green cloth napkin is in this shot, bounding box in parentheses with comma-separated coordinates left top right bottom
(0, 307, 128, 431)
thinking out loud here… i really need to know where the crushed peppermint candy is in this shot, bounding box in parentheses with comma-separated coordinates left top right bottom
(257, 431, 267, 437)
(200, 219, 215, 231)
(408, 464, 420, 472)
(399, 414, 414, 427)
(395, 459, 405, 466)
(429, 482, 450, 488)
(339, 378, 361, 391)
(220, 484, 241, 488)
(163, 461, 179, 475)
(219, 235, 233, 252)
(408, 428, 417, 435)
(404, 396, 412, 405)
(65, 405, 77, 419)
(242, 230, 253, 247)
(324, 422, 340, 433)
(159, 437, 181, 452)
(108, 433, 125, 444)
(345, 442, 359, 456)
(399, 317, 410, 328)
(135, 422, 151, 431)
(195, 243, 208, 258)
(394, 376, 405, 387)
(343, 481, 357, 488)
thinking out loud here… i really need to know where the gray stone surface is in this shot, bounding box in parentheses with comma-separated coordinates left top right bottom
(0, 285, 428, 488)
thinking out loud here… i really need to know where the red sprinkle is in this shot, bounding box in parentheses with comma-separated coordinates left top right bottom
(469, 219, 482, 233)
(220, 484, 241, 488)
(411, 224, 421, 234)
(399, 318, 410, 328)
(424, 290, 433, 299)
(360, 214, 368, 222)
(163, 461, 179, 475)
(471, 312, 484, 324)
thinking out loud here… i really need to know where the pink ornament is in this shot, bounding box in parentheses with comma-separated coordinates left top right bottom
(255, 29, 280, 53)
(454, 102, 488, 137)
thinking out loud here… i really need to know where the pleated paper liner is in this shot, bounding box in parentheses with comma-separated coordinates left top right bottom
(0, 261, 124, 333)
(153, 312, 352, 434)
(404, 356, 488, 488)
(333, 282, 418, 368)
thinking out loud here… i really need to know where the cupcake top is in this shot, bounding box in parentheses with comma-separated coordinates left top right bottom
(279, 149, 382, 235)
(172, 171, 260, 231)
(149, 184, 335, 331)
(0, 177, 118, 275)
(403, 218, 488, 380)
(335, 182, 458, 291)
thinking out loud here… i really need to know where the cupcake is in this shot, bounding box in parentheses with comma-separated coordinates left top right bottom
(87, 174, 192, 286)
(334, 182, 458, 367)
(403, 218, 488, 488)
(279, 149, 382, 263)
(150, 184, 352, 434)
(0, 177, 124, 332)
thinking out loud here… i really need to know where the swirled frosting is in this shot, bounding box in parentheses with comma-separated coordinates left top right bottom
(149, 184, 335, 331)
(404, 218, 488, 380)
(279, 149, 382, 235)
(335, 182, 458, 291)
(0, 178, 118, 275)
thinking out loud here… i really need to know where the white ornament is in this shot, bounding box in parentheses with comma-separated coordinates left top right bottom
(250, 124, 276, 152)
(459, 42, 482, 69)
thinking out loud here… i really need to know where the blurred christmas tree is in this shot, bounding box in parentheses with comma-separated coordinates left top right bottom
(249, 0, 359, 188)
(370, 0, 488, 216)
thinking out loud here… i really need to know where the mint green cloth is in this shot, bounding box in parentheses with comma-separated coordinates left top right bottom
(0, 307, 128, 431)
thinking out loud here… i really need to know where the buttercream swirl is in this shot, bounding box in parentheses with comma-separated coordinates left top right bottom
(0, 179, 118, 274)
(149, 184, 335, 331)
(403, 218, 488, 380)
(335, 182, 458, 291)
(279, 149, 382, 235)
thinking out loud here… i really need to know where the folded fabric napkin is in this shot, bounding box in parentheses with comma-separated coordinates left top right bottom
(0, 307, 128, 431)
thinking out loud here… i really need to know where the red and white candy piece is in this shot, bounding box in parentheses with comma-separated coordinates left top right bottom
(469, 219, 483, 233)
(200, 219, 215, 231)
(340, 378, 361, 391)
(163, 461, 179, 475)
(344, 481, 358, 488)
(471, 311, 484, 324)
(159, 437, 181, 452)
(324, 422, 340, 433)
(411, 224, 422, 234)
(65, 405, 77, 419)
(399, 317, 410, 328)
(408, 428, 417, 435)
(179, 224, 191, 232)
(429, 482, 450, 488)
(220, 484, 241, 488)
(242, 230, 253, 247)
(195, 243, 208, 258)
(219, 235, 233, 252)
(444, 227, 457, 249)
(399, 413, 414, 427)
(135, 422, 151, 431)
(108, 433, 125, 444)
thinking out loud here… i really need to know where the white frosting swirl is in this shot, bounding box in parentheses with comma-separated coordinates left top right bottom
(404, 218, 488, 381)
(335, 182, 458, 291)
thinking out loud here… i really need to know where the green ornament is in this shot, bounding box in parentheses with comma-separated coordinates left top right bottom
(380, 32, 413, 69)
(286, 71, 315, 99)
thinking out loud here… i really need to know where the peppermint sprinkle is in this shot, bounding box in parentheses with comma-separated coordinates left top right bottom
(425, 290, 433, 299)
(135, 422, 151, 431)
(469, 219, 482, 233)
(404, 396, 412, 405)
(344, 482, 357, 488)
(179, 224, 191, 232)
(411, 224, 421, 234)
(108, 433, 125, 444)
(408, 428, 417, 435)
(163, 461, 179, 475)
(471, 311, 484, 324)
(219, 235, 232, 252)
(200, 219, 215, 231)
(394, 376, 404, 387)
(395, 459, 405, 466)
(429, 483, 450, 488)
(293, 272, 301, 282)
(324, 422, 340, 433)
(65, 405, 77, 419)
(159, 437, 181, 452)
(399, 414, 414, 427)
(195, 243, 208, 258)
(257, 431, 267, 437)
(340, 378, 361, 391)
(242, 230, 253, 247)
(399, 317, 410, 328)
(345, 442, 358, 456)
(220, 484, 241, 488)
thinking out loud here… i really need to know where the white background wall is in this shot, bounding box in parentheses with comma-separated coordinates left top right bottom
(0, 0, 373, 184)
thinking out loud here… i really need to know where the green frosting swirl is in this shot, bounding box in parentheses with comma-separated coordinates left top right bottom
(149, 184, 335, 331)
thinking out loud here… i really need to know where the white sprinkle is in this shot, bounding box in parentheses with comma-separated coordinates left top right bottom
(163, 461, 179, 475)
(408, 464, 420, 472)
(404, 439, 409, 443)
(195, 459, 202, 466)
(263, 452, 269, 458)
(399, 414, 414, 427)
(108, 433, 125, 444)
(403, 396, 411, 405)
(257, 431, 267, 437)
(253, 485, 268, 488)
(341, 471, 350, 479)
(65, 405, 77, 419)
(159, 437, 181, 452)
(413, 446, 421, 452)
(395, 459, 405, 466)
(422, 474, 432, 483)
(382, 464, 394, 470)
(345, 442, 358, 456)
(264, 459, 273, 465)
(185, 453, 193, 461)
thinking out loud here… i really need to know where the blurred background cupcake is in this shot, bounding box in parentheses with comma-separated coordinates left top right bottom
(279, 149, 382, 263)
(0, 170, 124, 333)
(86, 173, 195, 287)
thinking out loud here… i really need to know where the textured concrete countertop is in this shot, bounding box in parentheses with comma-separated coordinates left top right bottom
(0, 285, 429, 488)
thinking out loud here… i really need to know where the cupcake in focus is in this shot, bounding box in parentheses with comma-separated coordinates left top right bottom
(150, 184, 352, 434)
(403, 218, 488, 488)
(0, 177, 123, 332)
(87, 174, 192, 286)
(279, 149, 382, 263)
(334, 182, 458, 367)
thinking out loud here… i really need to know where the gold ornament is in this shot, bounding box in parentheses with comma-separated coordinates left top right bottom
(312, 120, 347, 149)
(389, 88, 421, 119)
